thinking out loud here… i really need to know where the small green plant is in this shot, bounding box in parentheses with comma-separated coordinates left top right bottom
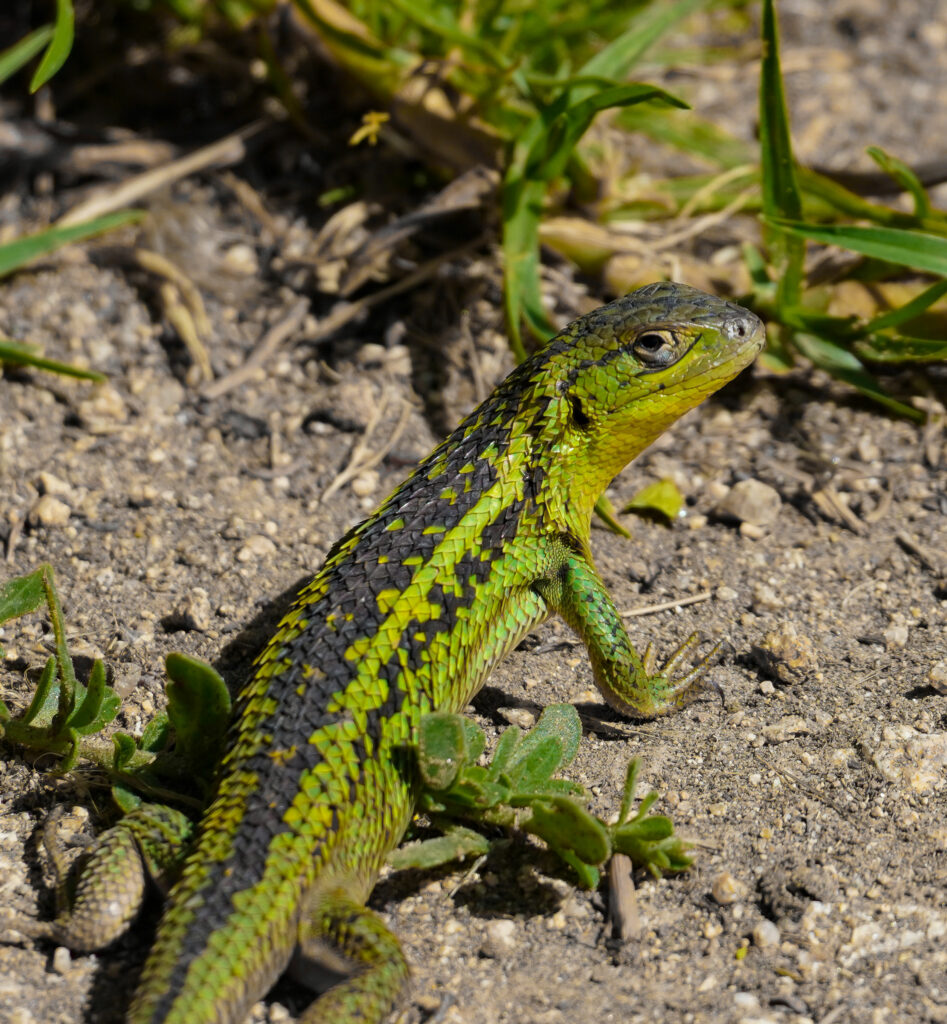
(0, 564, 230, 809)
(393, 704, 692, 888)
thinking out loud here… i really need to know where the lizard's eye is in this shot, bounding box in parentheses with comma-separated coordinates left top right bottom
(632, 329, 680, 367)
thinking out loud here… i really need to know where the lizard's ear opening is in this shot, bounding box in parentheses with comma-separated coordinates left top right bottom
(568, 393, 592, 430)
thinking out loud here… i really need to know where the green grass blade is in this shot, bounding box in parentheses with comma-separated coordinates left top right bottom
(0, 209, 144, 279)
(855, 335, 947, 363)
(0, 25, 54, 86)
(793, 333, 923, 421)
(866, 146, 931, 219)
(862, 279, 947, 333)
(0, 339, 106, 381)
(758, 0, 803, 306)
(581, 0, 709, 80)
(766, 219, 947, 277)
(29, 0, 74, 92)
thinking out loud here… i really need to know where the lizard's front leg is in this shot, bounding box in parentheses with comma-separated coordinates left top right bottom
(535, 545, 720, 719)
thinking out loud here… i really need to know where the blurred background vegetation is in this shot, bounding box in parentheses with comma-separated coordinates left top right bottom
(2, 0, 946, 412)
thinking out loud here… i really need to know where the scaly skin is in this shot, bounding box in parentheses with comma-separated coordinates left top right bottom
(119, 282, 763, 1023)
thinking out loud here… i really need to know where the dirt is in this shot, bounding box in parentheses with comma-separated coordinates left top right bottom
(1, 2, 946, 1024)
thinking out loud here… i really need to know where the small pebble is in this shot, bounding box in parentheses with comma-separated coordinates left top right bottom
(752, 919, 781, 948)
(52, 946, 72, 974)
(497, 707, 537, 730)
(762, 715, 812, 743)
(222, 243, 259, 277)
(712, 871, 747, 905)
(37, 471, 71, 497)
(715, 479, 781, 528)
(929, 661, 947, 695)
(28, 494, 71, 527)
(752, 621, 819, 685)
(480, 919, 517, 957)
(237, 535, 277, 561)
(351, 470, 379, 498)
(77, 383, 128, 423)
(751, 583, 782, 612)
(883, 623, 909, 650)
(166, 588, 213, 632)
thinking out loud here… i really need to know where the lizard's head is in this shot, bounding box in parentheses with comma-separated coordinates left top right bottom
(527, 281, 765, 516)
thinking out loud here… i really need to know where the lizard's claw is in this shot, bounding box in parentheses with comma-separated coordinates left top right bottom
(651, 633, 724, 715)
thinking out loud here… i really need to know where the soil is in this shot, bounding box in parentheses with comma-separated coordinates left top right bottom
(1, 2, 946, 1024)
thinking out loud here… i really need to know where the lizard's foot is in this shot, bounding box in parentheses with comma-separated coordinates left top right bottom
(636, 632, 724, 718)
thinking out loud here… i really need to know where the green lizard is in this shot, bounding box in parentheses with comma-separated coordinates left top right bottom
(10, 282, 765, 1023)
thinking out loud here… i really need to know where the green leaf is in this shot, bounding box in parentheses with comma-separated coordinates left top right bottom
(0, 25, 54, 86)
(629, 790, 659, 821)
(581, 0, 709, 80)
(765, 219, 947, 277)
(0, 339, 106, 381)
(66, 659, 120, 735)
(38, 564, 78, 731)
(139, 712, 172, 753)
(558, 848, 600, 889)
(523, 796, 611, 866)
(0, 210, 144, 280)
(592, 493, 631, 538)
(503, 80, 687, 354)
(29, 0, 74, 92)
(111, 781, 143, 814)
(165, 653, 231, 778)
(0, 567, 48, 625)
(623, 478, 684, 523)
(460, 717, 486, 763)
(485, 724, 523, 783)
(506, 736, 564, 794)
(112, 732, 138, 771)
(514, 704, 582, 772)
(435, 775, 510, 811)
(417, 713, 468, 791)
(57, 726, 81, 773)
(618, 757, 641, 826)
(613, 815, 674, 844)
(389, 826, 491, 871)
(20, 656, 61, 728)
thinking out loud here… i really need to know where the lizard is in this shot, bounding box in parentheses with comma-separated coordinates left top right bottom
(5, 282, 766, 1023)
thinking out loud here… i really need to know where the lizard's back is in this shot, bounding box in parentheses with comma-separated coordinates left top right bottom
(130, 346, 558, 1023)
